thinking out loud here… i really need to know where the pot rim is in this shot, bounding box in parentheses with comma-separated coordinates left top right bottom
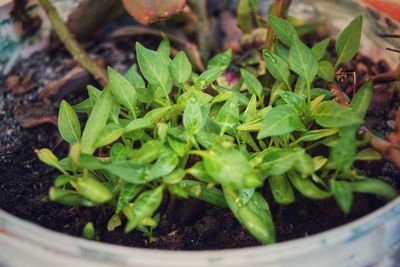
(1, 196, 399, 260)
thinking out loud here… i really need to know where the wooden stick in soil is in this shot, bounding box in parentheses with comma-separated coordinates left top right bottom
(264, 0, 293, 51)
(188, 0, 211, 62)
(38, 0, 108, 86)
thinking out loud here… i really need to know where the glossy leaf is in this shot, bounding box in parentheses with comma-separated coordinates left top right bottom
(224, 187, 276, 244)
(58, 100, 81, 144)
(108, 67, 137, 115)
(317, 61, 335, 82)
(269, 15, 297, 46)
(263, 50, 290, 87)
(335, 16, 363, 67)
(116, 184, 143, 213)
(350, 79, 373, 119)
(240, 68, 262, 97)
(258, 105, 305, 138)
(180, 180, 227, 208)
(331, 126, 357, 171)
(125, 186, 164, 233)
(198, 147, 262, 189)
(330, 180, 353, 214)
(287, 171, 331, 199)
(94, 123, 124, 148)
(289, 36, 319, 87)
(81, 88, 113, 154)
(311, 38, 330, 60)
(76, 177, 113, 204)
(350, 178, 398, 200)
(148, 151, 179, 180)
(314, 101, 362, 128)
(170, 51, 192, 84)
(216, 98, 240, 135)
(183, 95, 205, 135)
(136, 42, 170, 87)
(268, 175, 295, 205)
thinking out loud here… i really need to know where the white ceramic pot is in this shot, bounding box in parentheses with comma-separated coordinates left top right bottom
(0, 1, 399, 267)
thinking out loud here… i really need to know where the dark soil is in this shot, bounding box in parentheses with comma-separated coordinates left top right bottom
(0, 35, 399, 250)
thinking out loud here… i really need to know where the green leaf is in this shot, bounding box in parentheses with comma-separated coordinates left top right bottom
(81, 88, 114, 154)
(157, 35, 170, 58)
(259, 148, 299, 176)
(107, 214, 121, 231)
(243, 94, 258, 122)
(335, 16, 363, 67)
(116, 184, 143, 213)
(277, 90, 307, 114)
(87, 85, 101, 106)
(82, 222, 96, 240)
(269, 16, 297, 46)
(263, 50, 290, 87)
(296, 128, 338, 143)
(207, 49, 232, 69)
(294, 76, 306, 96)
(125, 118, 153, 133)
(240, 68, 263, 97)
(330, 180, 353, 214)
(183, 95, 205, 135)
(350, 79, 373, 119)
(125, 64, 146, 89)
(108, 67, 137, 115)
(314, 101, 362, 128)
(294, 151, 314, 176)
(311, 38, 330, 60)
(94, 123, 124, 148)
(287, 171, 331, 199)
(170, 51, 192, 84)
(49, 187, 95, 207)
(268, 175, 295, 205)
(331, 126, 357, 171)
(148, 150, 179, 180)
(216, 98, 240, 135)
(274, 44, 289, 62)
(35, 148, 66, 174)
(58, 100, 81, 144)
(163, 168, 186, 184)
(76, 177, 113, 204)
(104, 161, 149, 184)
(317, 61, 335, 82)
(289, 37, 319, 87)
(258, 105, 305, 138)
(186, 161, 213, 183)
(125, 186, 164, 233)
(180, 180, 227, 208)
(223, 187, 276, 244)
(355, 148, 381, 161)
(195, 67, 223, 89)
(136, 42, 170, 86)
(350, 178, 398, 200)
(198, 147, 262, 189)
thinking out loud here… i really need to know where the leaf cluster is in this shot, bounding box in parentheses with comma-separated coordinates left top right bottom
(37, 16, 397, 244)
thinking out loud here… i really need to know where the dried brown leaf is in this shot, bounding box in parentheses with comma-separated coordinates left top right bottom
(13, 99, 57, 128)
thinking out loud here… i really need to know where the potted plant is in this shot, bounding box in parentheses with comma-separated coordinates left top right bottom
(0, 0, 399, 266)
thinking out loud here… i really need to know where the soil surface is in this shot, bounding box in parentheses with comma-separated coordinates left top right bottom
(0, 34, 399, 250)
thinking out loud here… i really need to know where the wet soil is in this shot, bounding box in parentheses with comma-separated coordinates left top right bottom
(0, 35, 399, 250)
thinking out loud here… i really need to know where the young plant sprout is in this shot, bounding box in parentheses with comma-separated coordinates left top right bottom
(36, 16, 398, 244)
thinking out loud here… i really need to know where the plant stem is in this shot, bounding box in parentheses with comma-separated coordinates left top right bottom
(38, 0, 108, 86)
(188, 0, 211, 62)
(264, 0, 293, 51)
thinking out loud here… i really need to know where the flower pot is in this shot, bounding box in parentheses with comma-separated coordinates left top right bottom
(1, 0, 400, 266)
